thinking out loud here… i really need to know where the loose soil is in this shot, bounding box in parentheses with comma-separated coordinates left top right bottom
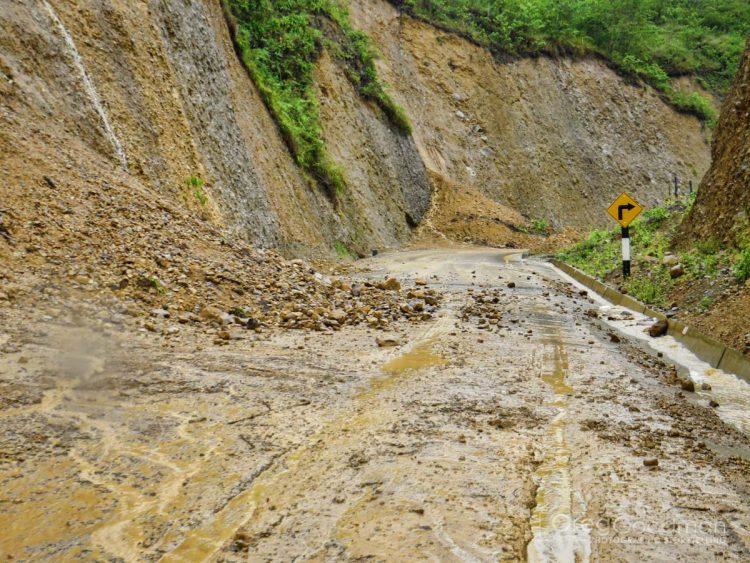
(2, 248, 749, 561)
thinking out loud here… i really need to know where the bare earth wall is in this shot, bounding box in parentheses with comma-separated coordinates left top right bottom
(0, 0, 431, 256)
(0, 0, 714, 256)
(348, 0, 712, 229)
(680, 37, 750, 245)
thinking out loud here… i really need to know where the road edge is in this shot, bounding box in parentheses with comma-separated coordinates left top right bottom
(550, 259, 750, 382)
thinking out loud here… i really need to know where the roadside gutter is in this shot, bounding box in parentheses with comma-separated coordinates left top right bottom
(550, 259, 750, 382)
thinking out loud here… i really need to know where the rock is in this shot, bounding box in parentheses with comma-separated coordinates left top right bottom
(680, 379, 696, 392)
(662, 254, 680, 266)
(403, 297, 422, 312)
(669, 265, 685, 279)
(165, 325, 180, 335)
(144, 322, 158, 333)
(217, 330, 231, 341)
(643, 458, 659, 467)
(199, 305, 223, 323)
(507, 282, 516, 289)
(376, 338, 400, 348)
(608, 332, 621, 343)
(351, 284, 361, 297)
(701, 382, 712, 391)
(378, 277, 401, 291)
(709, 400, 720, 408)
(585, 309, 599, 318)
(415, 278, 428, 286)
(648, 319, 669, 338)
(330, 309, 347, 323)
(151, 308, 170, 319)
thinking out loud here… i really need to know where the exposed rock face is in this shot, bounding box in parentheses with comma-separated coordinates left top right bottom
(348, 0, 712, 229)
(0, 0, 429, 255)
(681, 37, 750, 245)
(0, 0, 713, 255)
(314, 50, 431, 247)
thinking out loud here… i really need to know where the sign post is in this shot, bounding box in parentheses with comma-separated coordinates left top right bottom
(607, 193, 643, 279)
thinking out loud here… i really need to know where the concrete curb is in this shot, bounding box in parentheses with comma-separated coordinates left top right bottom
(551, 259, 750, 382)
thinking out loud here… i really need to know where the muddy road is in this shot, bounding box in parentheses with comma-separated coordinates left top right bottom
(2, 248, 750, 562)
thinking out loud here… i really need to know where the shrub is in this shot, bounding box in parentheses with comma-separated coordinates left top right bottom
(334, 240, 355, 258)
(734, 247, 750, 282)
(186, 176, 208, 206)
(222, 0, 411, 198)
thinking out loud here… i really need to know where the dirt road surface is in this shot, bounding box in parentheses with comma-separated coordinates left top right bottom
(2, 248, 750, 562)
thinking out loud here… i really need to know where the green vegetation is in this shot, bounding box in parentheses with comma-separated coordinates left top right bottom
(389, 0, 750, 123)
(734, 247, 750, 282)
(186, 176, 208, 206)
(150, 277, 167, 294)
(558, 194, 750, 306)
(529, 217, 551, 235)
(222, 0, 410, 198)
(334, 240, 356, 258)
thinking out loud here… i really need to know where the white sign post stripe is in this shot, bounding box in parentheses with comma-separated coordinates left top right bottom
(622, 237, 631, 261)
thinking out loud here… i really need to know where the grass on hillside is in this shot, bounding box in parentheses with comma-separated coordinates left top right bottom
(221, 0, 410, 199)
(557, 194, 750, 306)
(389, 0, 750, 124)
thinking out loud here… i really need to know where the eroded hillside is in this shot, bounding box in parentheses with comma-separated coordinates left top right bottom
(0, 0, 431, 258)
(0, 0, 716, 262)
(681, 37, 750, 245)
(349, 0, 712, 229)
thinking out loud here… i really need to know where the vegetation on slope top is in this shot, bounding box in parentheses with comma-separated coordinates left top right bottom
(222, 0, 410, 199)
(388, 0, 750, 124)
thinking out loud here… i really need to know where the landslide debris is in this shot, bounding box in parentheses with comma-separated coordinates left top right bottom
(0, 164, 441, 339)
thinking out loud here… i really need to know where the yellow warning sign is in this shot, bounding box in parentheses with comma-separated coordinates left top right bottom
(607, 192, 643, 228)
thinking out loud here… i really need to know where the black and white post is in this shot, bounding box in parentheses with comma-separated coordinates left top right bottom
(621, 226, 631, 278)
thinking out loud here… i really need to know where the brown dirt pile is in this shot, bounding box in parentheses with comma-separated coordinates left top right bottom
(411, 173, 583, 252)
(0, 119, 440, 339)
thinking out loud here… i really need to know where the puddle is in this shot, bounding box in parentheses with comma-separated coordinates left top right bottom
(503, 253, 524, 264)
(359, 338, 448, 400)
(381, 338, 447, 375)
(704, 439, 750, 461)
(527, 343, 591, 563)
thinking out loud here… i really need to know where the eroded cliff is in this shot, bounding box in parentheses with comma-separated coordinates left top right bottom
(681, 37, 750, 245)
(0, 0, 716, 257)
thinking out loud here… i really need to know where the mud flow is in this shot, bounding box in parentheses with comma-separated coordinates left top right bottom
(2, 249, 750, 562)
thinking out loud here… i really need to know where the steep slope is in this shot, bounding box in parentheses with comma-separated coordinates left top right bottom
(348, 0, 712, 229)
(0, 0, 719, 258)
(681, 37, 750, 245)
(0, 0, 430, 256)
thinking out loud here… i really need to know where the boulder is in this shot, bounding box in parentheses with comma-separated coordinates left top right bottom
(648, 319, 669, 338)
